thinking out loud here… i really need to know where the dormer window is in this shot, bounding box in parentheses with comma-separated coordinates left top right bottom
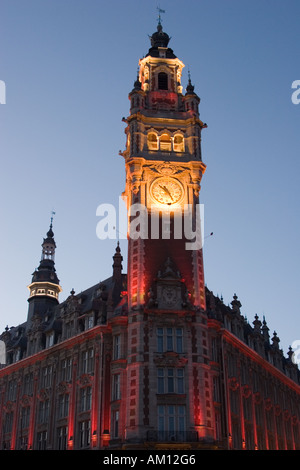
(158, 72, 168, 90)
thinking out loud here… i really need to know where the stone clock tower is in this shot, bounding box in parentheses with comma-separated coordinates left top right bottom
(122, 22, 207, 312)
(118, 21, 213, 444)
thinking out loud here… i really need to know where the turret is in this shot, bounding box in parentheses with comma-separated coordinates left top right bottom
(26, 220, 62, 329)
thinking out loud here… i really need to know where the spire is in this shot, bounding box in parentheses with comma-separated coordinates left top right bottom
(112, 241, 123, 280)
(27, 219, 62, 328)
(262, 316, 270, 343)
(147, 12, 175, 58)
(41, 219, 56, 262)
(186, 69, 195, 95)
(29, 219, 61, 290)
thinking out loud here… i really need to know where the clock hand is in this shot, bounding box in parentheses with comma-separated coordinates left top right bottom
(159, 185, 173, 201)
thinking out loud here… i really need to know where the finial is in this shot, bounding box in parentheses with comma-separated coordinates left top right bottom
(50, 210, 56, 229)
(186, 68, 195, 95)
(157, 6, 165, 28)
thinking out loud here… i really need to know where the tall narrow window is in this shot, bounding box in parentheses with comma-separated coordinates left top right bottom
(158, 72, 168, 90)
(157, 328, 164, 353)
(79, 420, 91, 448)
(173, 134, 184, 152)
(113, 335, 121, 360)
(148, 132, 158, 150)
(112, 374, 121, 401)
(80, 387, 92, 412)
(113, 410, 119, 438)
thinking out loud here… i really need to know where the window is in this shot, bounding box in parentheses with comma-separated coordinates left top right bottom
(41, 365, 53, 388)
(46, 332, 54, 348)
(173, 134, 184, 152)
(157, 368, 184, 394)
(4, 412, 14, 433)
(79, 420, 91, 448)
(57, 426, 68, 450)
(80, 387, 92, 412)
(147, 132, 158, 150)
(7, 379, 17, 401)
(60, 357, 72, 382)
(112, 374, 121, 401)
(160, 133, 172, 151)
(37, 431, 47, 450)
(157, 327, 183, 353)
(20, 406, 30, 429)
(113, 335, 121, 360)
(85, 314, 94, 330)
(58, 394, 69, 418)
(158, 72, 168, 90)
(112, 410, 119, 438)
(39, 400, 49, 424)
(23, 372, 33, 395)
(158, 405, 186, 441)
(81, 348, 94, 374)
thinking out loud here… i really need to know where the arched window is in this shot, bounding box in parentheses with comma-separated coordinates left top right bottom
(147, 132, 158, 150)
(158, 72, 168, 90)
(173, 134, 184, 152)
(160, 133, 172, 151)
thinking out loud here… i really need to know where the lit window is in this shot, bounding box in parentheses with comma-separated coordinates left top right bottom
(148, 132, 158, 150)
(160, 133, 172, 151)
(173, 134, 184, 152)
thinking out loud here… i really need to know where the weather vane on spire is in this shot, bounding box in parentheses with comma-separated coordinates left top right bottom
(50, 210, 56, 228)
(157, 6, 166, 26)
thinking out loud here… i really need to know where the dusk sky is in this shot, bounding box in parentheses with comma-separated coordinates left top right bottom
(1, 0, 299, 357)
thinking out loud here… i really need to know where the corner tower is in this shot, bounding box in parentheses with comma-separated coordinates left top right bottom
(27, 221, 62, 328)
(119, 22, 212, 445)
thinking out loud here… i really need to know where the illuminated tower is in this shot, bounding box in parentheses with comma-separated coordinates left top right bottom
(120, 21, 211, 444)
(27, 220, 62, 329)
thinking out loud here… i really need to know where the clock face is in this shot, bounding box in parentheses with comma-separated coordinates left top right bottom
(150, 177, 184, 205)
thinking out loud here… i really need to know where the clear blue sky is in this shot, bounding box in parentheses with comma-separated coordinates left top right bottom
(1, 0, 299, 356)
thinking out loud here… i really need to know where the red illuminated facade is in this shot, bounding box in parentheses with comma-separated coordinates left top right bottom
(1, 22, 300, 451)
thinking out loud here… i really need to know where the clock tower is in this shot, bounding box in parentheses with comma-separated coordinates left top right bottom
(122, 22, 207, 311)
(119, 21, 211, 444)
